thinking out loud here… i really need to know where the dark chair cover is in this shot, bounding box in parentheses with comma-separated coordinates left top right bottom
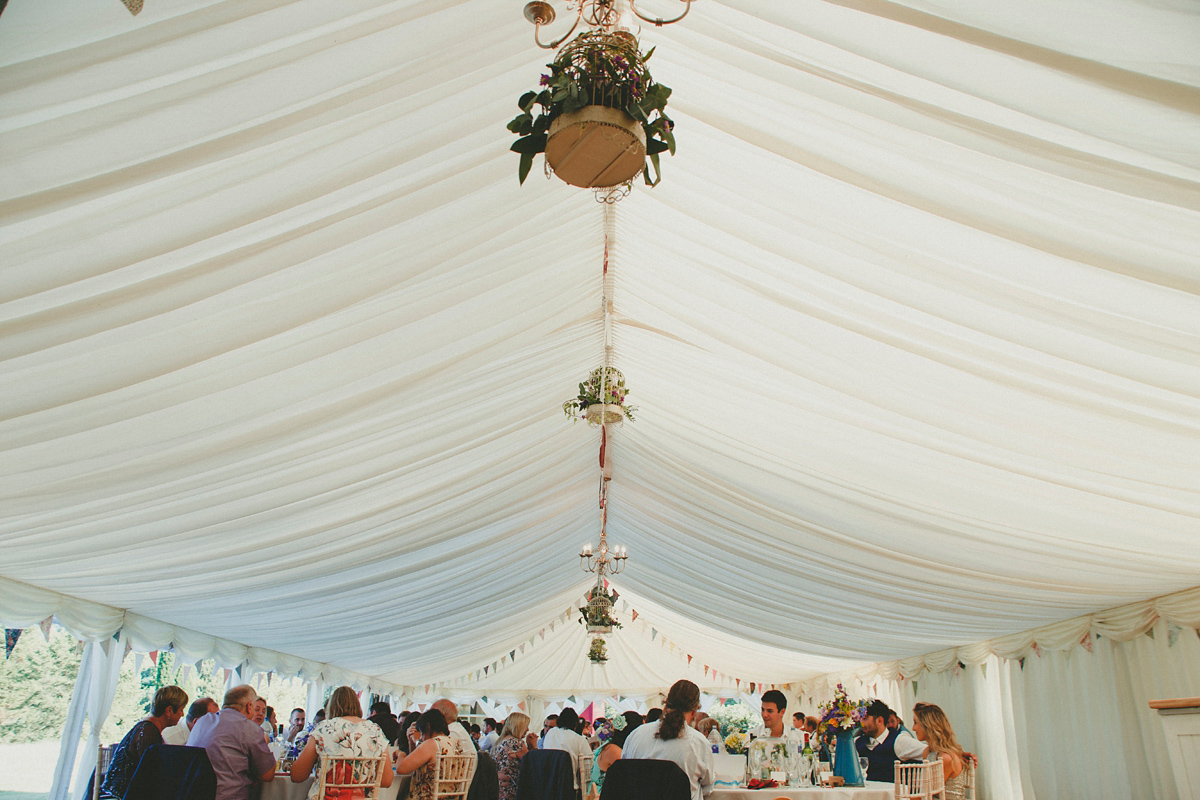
(515, 749, 574, 800)
(598, 759, 690, 800)
(123, 744, 217, 800)
(467, 750, 499, 800)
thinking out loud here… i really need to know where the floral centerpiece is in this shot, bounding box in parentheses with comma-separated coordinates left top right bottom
(587, 637, 608, 663)
(509, 30, 675, 187)
(817, 684, 869, 787)
(724, 731, 749, 755)
(579, 585, 622, 632)
(563, 366, 636, 424)
(816, 684, 868, 735)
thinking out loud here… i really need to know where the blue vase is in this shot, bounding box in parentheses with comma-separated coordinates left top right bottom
(833, 729, 865, 786)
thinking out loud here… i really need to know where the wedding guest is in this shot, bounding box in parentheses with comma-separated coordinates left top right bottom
(433, 698, 478, 781)
(163, 696, 216, 745)
(396, 711, 420, 753)
(253, 698, 269, 734)
(888, 711, 912, 736)
(543, 706, 592, 794)
(95, 686, 188, 799)
(645, 707, 663, 723)
(912, 703, 969, 800)
(537, 714, 557, 748)
(290, 686, 392, 797)
(751, 690, 800, 742)
(492, 712, 535, 800)
(855, 700, 924, 782)
(622, 681, 712, 800)
(188, 685, 275, 800)
(367, 700, 401, 743)
(284, 707, 305, 743)
(591, 712, 642, 794)
(397, 708, 466, 800)
(480, 717, 500, 753)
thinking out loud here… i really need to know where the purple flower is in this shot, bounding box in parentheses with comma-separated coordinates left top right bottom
(539, 73, 552, 86)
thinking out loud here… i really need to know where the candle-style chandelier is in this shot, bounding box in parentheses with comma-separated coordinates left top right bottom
(523, 0, 696, 49)
(580, 530, 628, 577)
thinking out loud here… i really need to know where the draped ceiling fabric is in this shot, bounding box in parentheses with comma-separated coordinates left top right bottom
(1, 0, 1198, 697)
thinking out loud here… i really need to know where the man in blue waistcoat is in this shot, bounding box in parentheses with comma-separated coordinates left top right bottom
(855, 700, 926, 782)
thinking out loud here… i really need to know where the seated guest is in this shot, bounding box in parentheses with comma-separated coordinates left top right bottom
(621, 680, 712, 800)
(542, 706, 591, 794)
(645, 707, 663, 723)
(366, 701, 401, 744)
(163, 696, 216, 745)
(265, 706, 278, 737)
(188, 684, 275, 800)
(855, 700, 925, 782)
(433, 698, 477, 780)
(590, 712, 642, 795)
(888, 711, 912, 736)
(750, 689, 800, 742)
(284, 707, 306, 744)
(492, 711, 535, 800)
(96, 686, 188, 799)
(397, 708, 467, 800)
(253, 698, 270, 736)
(912, 703, 969, 800)
(537, 714, 557, 748)
(396, 711, 420, 754)
(290, 686, 392, 797)
(479, 718, 500, 753)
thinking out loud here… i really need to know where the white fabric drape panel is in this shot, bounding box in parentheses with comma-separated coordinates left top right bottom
(835, 620, 1200, 800)
(1, 0, 1198, 697)
(46, 634, 126, 800)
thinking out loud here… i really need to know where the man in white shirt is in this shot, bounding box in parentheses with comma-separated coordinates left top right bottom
(622, 680, 713, 800)
(479, 718, 500, 753)
(542, 707, 592, 793)
(856, 700, 925, 782)
(749, 690, 801, 743)
(433, 698, 478, 782)
(163, 696, 219, 745)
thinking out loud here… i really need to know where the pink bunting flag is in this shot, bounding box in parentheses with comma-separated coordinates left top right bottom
(686, 655, 692, 665)
(1080, 631, 1094, 653)
(631, 610, 639, 622)
(149, 650, 158, 665)
(39, 617, 53, 641)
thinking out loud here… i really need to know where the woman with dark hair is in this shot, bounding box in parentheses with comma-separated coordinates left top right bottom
(290, 686, 392, 797)
(396, 708, 466, 800)
(543, 706, 591, 794)
(620, 681, 712, 800)
(95, 686, 189, 800)
(588, 710, 644, 794)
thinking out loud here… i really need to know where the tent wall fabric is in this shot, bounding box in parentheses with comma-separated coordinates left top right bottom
(830, 619, 1200, 800)
(1, 0, 1199, 787)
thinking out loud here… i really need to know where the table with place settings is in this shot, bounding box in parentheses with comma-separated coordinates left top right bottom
(259, 772, 408, 800)
(708, 782, 893, 800)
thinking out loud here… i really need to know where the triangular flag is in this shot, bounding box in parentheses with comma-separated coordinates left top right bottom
(750, 682, 755, 693)
(686, 655, 692, 665)
(5, 629, 22, 658)
(484, 666, 489, 675)
(39, 617, 53, 641)
(1080, 631, 1094, 653)
(520, 643, 526, 654)
(631, 610, 639, 622)
(149, 650, 159, 665)
(980, 662, 988, 679)
(540, 629, 546, 640)
(651, 629, 658, 641)
(550, 621, 556, 632)
(181, 664, 192, 683)
(510, 650, 516, 661)
(736, 678, 741, 688)
(1168, 623, 1182, 647)
(501, 656, 507, 666)
(1032, 642, 1043, 657)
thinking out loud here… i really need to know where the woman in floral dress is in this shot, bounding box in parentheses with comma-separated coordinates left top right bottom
(396, 708, 466, 800)
(290, 686, 393, 799)
(491, 712, 537, 800)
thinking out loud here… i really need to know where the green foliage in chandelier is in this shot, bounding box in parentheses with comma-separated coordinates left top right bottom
(562, 366, 637, 422)
(509, 30, 675, 186)
(579, 585, 623, 629)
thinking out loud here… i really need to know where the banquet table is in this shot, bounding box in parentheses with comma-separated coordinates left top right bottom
(708, 782, 893, 800)
(260, 772, 409, 800)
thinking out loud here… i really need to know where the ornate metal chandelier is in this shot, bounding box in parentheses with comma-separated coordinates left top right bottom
(522, 0, 696, 49)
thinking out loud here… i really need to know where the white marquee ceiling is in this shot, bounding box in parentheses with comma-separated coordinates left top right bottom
(1, 0, 1198, 696)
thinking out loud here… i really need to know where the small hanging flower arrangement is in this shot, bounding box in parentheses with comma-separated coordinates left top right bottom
(563, 366, 636, 424)
(588, 637, 609, 663)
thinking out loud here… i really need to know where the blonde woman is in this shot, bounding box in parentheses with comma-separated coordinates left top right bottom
(911, 703, 968, 800)
(290, 686, 392, 798)
(491, 711, 537, 800)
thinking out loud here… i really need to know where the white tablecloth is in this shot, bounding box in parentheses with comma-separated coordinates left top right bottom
(708, 781, 892, 800)
(260, 773, 407, 800)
